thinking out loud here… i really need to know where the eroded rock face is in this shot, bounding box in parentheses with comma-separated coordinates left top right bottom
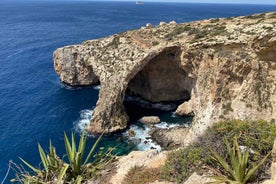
(53, 45, 99, 86)
(53, 12, 276, 139)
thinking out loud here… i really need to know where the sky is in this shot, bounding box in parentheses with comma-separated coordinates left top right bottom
(3, 0, 276, 5)
(116, 0, 276, 5)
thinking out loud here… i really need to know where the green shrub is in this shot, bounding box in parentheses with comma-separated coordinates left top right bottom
(162, 146, 204, 183)
(210, 18, 220, 23)
(194, 31, 208, 39)
(17, 141, 68, 184)
(188, 28, 201, 35)
(165, 25, 192, 38)
(209, 136, 271, 184)
(245, 13, 265, 19)
(161, 120, 276, 183)
(208, 120, 276, 156)
(211, 26, 226, 36)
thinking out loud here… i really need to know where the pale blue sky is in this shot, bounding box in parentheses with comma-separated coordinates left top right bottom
(5, 0, 276, 5)
(91, 0, 276, 5)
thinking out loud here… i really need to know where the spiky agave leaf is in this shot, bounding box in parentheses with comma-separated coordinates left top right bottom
(71, 132, 76, 160)
(209, 147, 234, 178)
(84, 132, 104, 165)
(63, 131, 88, 176)
(19, 157, 40, 174)
(38, 143, 49, 172)
(78, 131, 86, 161)
(64, 132, 73, 163)
(243, 150, 271, 182)
(209, 136, 271, 184)
(48, 140, 59, 169)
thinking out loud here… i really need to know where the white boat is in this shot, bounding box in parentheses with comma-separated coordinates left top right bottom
(136, 1, 144, 4)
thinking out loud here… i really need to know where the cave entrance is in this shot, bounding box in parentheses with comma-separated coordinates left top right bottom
(124, 46, 193, 122)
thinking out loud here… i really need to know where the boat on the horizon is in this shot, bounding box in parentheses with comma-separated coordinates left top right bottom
(136, 0, 144, 4)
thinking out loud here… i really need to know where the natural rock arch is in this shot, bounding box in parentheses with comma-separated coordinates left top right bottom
(87, 45, 195, 134)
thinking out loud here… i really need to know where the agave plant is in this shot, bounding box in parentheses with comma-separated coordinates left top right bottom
(18, 141, 68, 184)
(16, 132, 115, 183)
(64, 131, 116, 181)
(208, 137, 271, 184)
(63, 131, 104, 176)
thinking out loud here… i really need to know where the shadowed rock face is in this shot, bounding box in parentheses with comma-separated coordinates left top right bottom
(128, 46, 192, 102)
(53, 12, 276, 143)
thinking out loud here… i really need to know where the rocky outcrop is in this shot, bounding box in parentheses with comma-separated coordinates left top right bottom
(183, 172, 214, 184)
(53, 12, 276, 140)
(109, 150, 167, 184)
(150, 127, 189, 149)
(175, 99, 194, 116)
(53, 45, 99, 86)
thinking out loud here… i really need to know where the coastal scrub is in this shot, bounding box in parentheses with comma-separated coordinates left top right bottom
(161, 120, 276, 183)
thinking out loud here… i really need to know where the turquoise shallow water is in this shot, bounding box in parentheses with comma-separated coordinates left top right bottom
(0, 1, 275, 182)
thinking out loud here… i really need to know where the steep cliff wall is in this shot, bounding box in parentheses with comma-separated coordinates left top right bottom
(53, 12, 276, 142)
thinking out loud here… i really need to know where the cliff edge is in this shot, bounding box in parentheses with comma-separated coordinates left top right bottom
(53, 12, 276, 144)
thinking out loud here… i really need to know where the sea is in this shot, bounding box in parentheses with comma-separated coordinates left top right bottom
(0, 0, 275, 182)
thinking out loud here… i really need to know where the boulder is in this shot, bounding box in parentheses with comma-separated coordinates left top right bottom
(169, 20, 176, 25)
(150, 127, 189, 149)
(175, 100, 194, 116)
(183, 172, 214, 184)
(128, 130, 136, 137)
(139, 116, 161, 124)
(159, 21, 166, 26)
(109, 150, 167, 184)
(146, 23, 152, 28)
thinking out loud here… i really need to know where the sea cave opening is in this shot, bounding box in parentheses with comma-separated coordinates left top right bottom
(124, 46, 194, 123)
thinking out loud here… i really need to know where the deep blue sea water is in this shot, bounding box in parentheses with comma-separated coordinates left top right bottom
(0, 1, 275, 182)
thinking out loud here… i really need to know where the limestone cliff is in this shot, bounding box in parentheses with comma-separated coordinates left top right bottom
(53, 12, 276, 143)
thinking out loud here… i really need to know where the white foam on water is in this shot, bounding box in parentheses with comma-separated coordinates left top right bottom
(73, 108, 187, 151)
(93, 85, 101, 90)
(171, 112, 177, 118)
(7, 49, 22, 59)
(154, 121, 181, 129)
(73, 109, 93, 134)
(123, 124, 161, 151)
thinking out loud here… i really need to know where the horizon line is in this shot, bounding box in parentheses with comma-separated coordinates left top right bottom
(1, 0, 276, 5)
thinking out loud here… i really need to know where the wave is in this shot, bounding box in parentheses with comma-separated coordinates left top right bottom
(73, 109, 93, 134)
(93, 85, 101, 90)
(123, 124, 162, 151)
(73, 108, 189, 151)
(6, 50, 23, 59)
(154, 121, 180, 128)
